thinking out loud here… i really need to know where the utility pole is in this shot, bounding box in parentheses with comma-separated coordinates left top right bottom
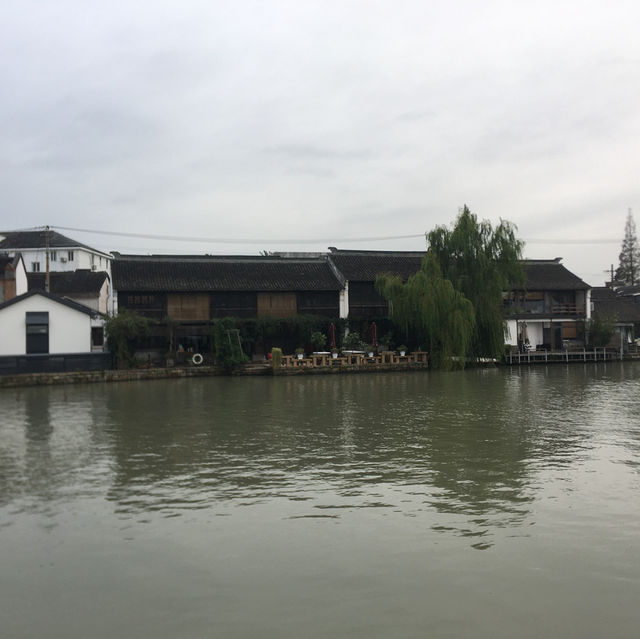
(45, 225, 50, 293)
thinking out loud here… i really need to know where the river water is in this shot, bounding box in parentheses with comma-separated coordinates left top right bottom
(1, 364, 639, 638)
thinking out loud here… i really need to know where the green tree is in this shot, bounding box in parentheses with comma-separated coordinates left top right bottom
(105, 310, 151, 368)
(426, 205, 524, 358)
(586, 317, 614, 348)
(615, 209, 640, 285)
(377, 253, 475, 369)
(212, 318, 248, 370)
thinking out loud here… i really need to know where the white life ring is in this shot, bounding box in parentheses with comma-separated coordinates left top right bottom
(192, 353, 203, 365)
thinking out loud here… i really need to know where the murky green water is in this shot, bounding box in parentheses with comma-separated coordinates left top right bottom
(1, 364, 640, 638)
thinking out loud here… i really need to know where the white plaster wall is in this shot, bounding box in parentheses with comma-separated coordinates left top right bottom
(15, 259, 28, 295)
(526, 323, 544, 349)
(6, 248, 111, 276)
(504, 320, 544, 349)
(0, 294, 91, 355)
(69, 282, 109, 314)
(71, 295, 99, 312)
(98, 279, 110, 314)
(339, 282, 349, 319)
(505, 320, 517, 346)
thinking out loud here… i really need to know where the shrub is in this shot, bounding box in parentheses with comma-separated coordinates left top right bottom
(105, 310, 151, 368)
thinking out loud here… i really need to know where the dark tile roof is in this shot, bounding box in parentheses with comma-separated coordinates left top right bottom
(590, 286, 618, 301)
(28, 270, 109, 295)
(327, 249, 425, 281)
(593, 300, 640, 324)
(0, 229, 105, 254)
(521, 259, 590, 290)
(0, 290, 96, 315)
(112, 255, 342, 292)
(613, 284, 640, 297)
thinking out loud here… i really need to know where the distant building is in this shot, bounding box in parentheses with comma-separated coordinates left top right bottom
(0, 229, 113, 313)
(326, 248, 425, 319)
(503, 258, 591, 350)
(112, 253, 343, 355)
(591, 286, 640, 348)
(0, 229, 111, 275)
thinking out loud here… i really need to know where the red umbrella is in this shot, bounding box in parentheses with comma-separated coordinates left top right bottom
(329, 323, 336, 349)
(371, 322, 378, 348)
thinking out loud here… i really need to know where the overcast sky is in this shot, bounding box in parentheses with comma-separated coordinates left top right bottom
(2, 0, 639, 285)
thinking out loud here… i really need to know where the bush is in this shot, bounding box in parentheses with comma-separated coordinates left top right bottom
(212, 318, 248, 370)
(587, 317, 614, 348)
(105, 310, 151, 368)
(310, 331, 327, 350)
(343, 331, 365, 351)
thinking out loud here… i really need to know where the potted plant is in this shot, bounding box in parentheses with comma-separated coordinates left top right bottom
(342, 331, 364, 352)
(331, 347, 339, 359)
(398, 345, 407, 357)
(310, 331, 327, 352)
(295, 347, 305, 360)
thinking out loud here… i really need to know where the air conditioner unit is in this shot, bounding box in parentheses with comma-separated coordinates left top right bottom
(60, 257, 67, 263)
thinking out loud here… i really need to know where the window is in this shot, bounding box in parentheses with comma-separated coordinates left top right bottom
(68, 251, 74, 261)
(26, 312, 49, 354)
(50, 251, 57, 261)
(31, 262, 41, 272)
(91, 327, 104, 347)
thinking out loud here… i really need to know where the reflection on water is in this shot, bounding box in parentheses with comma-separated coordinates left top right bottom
(2, 364, 640, 638)
(2, 364, 639, 547)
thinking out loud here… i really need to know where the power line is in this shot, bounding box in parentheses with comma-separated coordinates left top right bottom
(52, 225, 425, 244)
(50, 225, 620, 246)
(525, 238, 618, 245)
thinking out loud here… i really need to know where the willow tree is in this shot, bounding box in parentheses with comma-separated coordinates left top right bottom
(376, 253, 475, 369)
(426, 206, 524, 358)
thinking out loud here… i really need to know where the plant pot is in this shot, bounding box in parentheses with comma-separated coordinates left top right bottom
(297, 353, 303, 360)
(332, 352, 338, 359)
(400, 351, 406, 357)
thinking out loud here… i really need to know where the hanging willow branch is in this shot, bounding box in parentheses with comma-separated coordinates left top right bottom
(376, 254, 475, 369)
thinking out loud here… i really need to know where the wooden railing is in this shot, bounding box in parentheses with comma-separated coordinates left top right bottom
(508, 348, 620, 365)
(551, 303, 582, 315)
(280, 351, 428, 369)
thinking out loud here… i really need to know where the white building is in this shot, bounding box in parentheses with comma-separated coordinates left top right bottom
(0, 229, 112, 275)
(0, 290, 102, 356)
(0, 228, 113, 313)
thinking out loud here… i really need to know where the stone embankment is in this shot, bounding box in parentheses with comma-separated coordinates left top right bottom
(0, 365, 231, 389)
(0, 360, 432, 388)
